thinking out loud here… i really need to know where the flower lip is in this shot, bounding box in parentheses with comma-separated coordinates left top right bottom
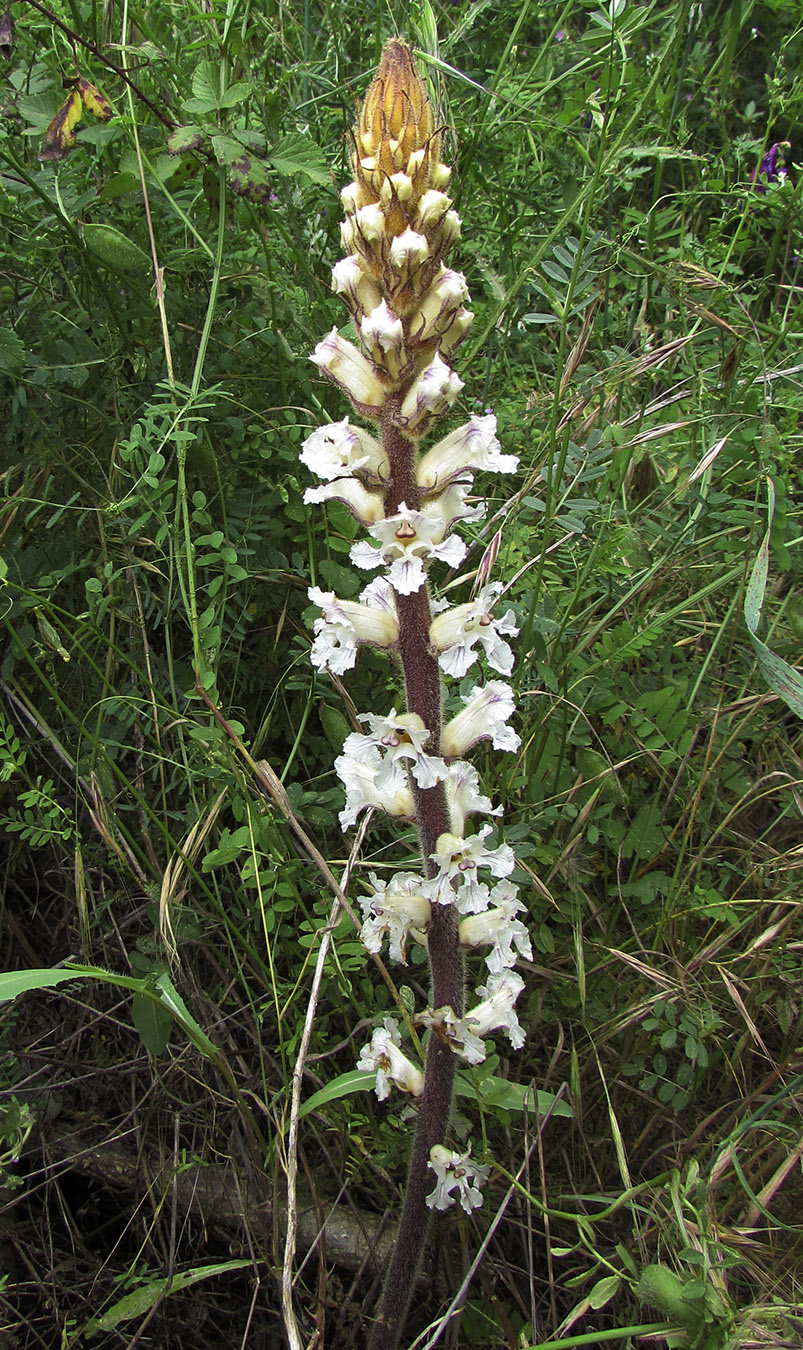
(430, 583, 519, 678)
(300, 417, 389, 484)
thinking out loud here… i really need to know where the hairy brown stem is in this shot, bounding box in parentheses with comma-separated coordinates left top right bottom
(368, 400, 465, 1349)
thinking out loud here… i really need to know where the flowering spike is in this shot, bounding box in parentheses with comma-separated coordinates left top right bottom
(296, 37, 528, 1350)
(355, 39, 440, 211)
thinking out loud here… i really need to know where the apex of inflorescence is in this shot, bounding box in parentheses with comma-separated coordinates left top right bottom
(353, 38, 448, 217)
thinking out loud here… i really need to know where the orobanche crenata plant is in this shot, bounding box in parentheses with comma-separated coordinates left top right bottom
(301, 38, 530, 1345)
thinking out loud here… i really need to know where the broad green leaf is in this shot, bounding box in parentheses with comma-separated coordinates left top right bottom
(83, 223, 150, 273)
(589, 1274, 621, 1309)
(167, 125, 206, 155)
(0, 968, 78, 1001)
(456, 1073, 573, 1119)
(297, 1068, 573, 1121)
(191, 62, 220, 105)
(268, 132, 330, 185)
(83, 1260, 250, 1334)
(132, 992, 173, 1055)
(0, 966, 216, 1059)
(218, 81, 252, 109)
(154, 973, 217, 1057)
(299, 1068, 375, 1118)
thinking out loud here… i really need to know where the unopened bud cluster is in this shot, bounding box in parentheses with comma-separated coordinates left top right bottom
(301, 39, 530, 1216)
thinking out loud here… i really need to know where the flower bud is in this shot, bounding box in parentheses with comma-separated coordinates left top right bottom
(360, 300, 408, 383)
(355, 39, 440, 203)
(416, 189, 452, 232)
(408, 266, 469, 345)
(331, 254, 382, 322)
(311, 329, 386, 420)
(399, 354, 464, 434)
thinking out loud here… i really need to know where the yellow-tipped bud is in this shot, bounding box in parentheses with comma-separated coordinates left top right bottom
(355, 39, 441, 207)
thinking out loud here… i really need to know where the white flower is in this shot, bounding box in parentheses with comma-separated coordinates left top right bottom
(299, 418, 388, 484)
(350, 503, 468, 595)
(459, 881, 533, 972)
(444, 760, 501, 834)
(357, 1018, 425, 1101)
(359, 871, 431, 963)
(425, 824, 515, 913)
(430, 584, 518, 677)
(426, 1145, 490, 1213)
(308, 581, 398, 674)
(347, 709, 447, 791)
(441, 681, 520, 758)
(417, 415, 518, 492)
(399, 355, 465, 435)
(311, 329, 386, 420)
(418, 1004, 487, 1065)
(439, 308, 474, 359)
(439, 210, 462, 247)
(335, 742, 414, 829)
(462, 970, 526, 1050)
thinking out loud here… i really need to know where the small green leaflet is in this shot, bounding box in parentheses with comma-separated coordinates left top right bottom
(0, 966, 216, 1060)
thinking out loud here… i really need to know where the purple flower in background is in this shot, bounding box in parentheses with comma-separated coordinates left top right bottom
(751, 141, 791, 194)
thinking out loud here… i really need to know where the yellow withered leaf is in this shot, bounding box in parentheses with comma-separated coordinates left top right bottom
(78, 77, 113, 123)
(38, 88, 83, 162)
